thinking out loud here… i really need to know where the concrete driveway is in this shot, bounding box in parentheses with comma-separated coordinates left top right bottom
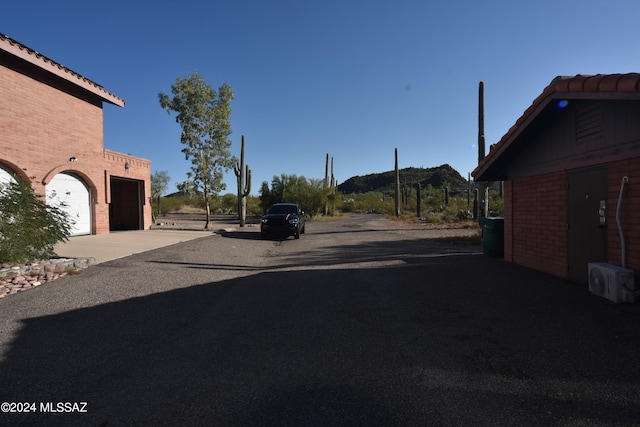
(53, 229, 215, 264)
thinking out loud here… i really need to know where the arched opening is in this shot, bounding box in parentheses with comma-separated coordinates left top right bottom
(46, 172, 92, 236)
(0, 163, 18, 186)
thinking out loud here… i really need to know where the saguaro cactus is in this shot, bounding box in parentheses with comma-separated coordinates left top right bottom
(473, 189, 479, 220)
(416, 183, 422, 217)
(477, 81, 488, 221)
(234, 134, 251, 227)
(478, 81, 485, 164)
(324, 153, 329, 216)
(330, 156, 336, 215)
(394, 148, 400, 217)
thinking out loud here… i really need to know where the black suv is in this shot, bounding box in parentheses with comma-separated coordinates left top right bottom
(260, 203, 306, 239)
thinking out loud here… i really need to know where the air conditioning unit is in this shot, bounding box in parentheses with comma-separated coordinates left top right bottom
(588, 262, 636, 303)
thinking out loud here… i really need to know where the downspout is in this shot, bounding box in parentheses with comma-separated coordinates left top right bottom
(616, 176, 629, 267)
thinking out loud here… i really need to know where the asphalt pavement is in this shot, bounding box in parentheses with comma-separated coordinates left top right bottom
(1, 215, 639, 426)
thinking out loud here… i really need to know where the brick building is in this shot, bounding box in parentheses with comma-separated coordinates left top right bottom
(473, 74, 640, 285)
(0, 33, 151, 235)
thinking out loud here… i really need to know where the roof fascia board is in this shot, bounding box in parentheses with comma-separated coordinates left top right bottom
(0, 35, 125, 107)
(556, 92, 640, 101)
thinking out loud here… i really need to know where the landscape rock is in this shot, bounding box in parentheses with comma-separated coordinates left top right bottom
(0, 257, 94, 299)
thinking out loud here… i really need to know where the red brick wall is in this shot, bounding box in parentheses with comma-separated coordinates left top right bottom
(504, 160, 640, 281)
(1, 64, 104, 195)
(503, 180, 513, 262)
(510, 171, 568, 278)
(608, 158, 640, 274)
(0, 63, 151, 234)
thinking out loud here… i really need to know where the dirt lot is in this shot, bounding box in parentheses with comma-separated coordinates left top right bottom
(154, 209, 482, 240)
(152, 210, 251, 231)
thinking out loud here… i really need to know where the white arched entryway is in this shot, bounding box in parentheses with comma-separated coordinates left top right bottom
(46, 172, 91, 236)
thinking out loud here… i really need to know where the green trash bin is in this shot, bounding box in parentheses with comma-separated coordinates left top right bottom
(481, 217, 504, 258)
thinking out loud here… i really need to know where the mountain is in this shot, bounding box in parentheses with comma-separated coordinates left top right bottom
(337, 164, 468, 194)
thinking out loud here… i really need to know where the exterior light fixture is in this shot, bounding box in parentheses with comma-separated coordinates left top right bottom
(69, 156, 77, 162)
(125, 161, 130, 171)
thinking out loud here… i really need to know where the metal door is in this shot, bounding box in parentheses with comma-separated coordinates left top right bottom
(567, 166, 608, 284)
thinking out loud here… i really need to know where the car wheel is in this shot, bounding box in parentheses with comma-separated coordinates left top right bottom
(294, 228, 300, 239)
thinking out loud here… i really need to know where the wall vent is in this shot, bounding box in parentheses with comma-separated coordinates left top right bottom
(576, 102, 602, 144)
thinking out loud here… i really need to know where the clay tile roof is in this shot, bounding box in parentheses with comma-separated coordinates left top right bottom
(599, 74, 621, 91)
(618, 74, 640, 92)
(473, 73, 640, 181)
(583, 75, 602, 92)
(0, 32, 125, 107)
(566, 75, 589, 92)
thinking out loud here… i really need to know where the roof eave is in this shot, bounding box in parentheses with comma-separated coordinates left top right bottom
(0, 33, 125, 107)
(473, 96, 554, 181)
(472, 73, 640, 182)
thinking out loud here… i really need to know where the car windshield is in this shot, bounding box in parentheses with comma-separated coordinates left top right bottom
(269, 205, 297, 215)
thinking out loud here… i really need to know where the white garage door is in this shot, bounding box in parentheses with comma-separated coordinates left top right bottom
(0, 164, 16, 187)
(46, 173, 91, 236)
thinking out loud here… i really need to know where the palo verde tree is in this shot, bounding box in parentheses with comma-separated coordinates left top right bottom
(158, 72, 235, 229)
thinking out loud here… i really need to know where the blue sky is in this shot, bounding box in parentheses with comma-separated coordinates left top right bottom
(3, 1, 640, 195)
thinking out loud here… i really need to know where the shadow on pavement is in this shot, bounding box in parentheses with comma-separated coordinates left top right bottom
(217, 229, 265, 240)
(218, 229, 303, 241)
(1, 248, 639, 425)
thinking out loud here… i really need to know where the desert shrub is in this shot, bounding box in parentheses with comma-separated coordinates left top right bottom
(340, 187, 504, 223)
(0, 180, 71, 263)
(487, 191, 504, 216)
(156, 196, 204, 214)
(260, 175, 327, 215)
(246, 196, 262, 217)
(456, 209, 473, 221)
(340, 191, 395, 214)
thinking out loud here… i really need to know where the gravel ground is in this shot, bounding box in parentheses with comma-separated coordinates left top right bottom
(154, 211, 483, 240)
